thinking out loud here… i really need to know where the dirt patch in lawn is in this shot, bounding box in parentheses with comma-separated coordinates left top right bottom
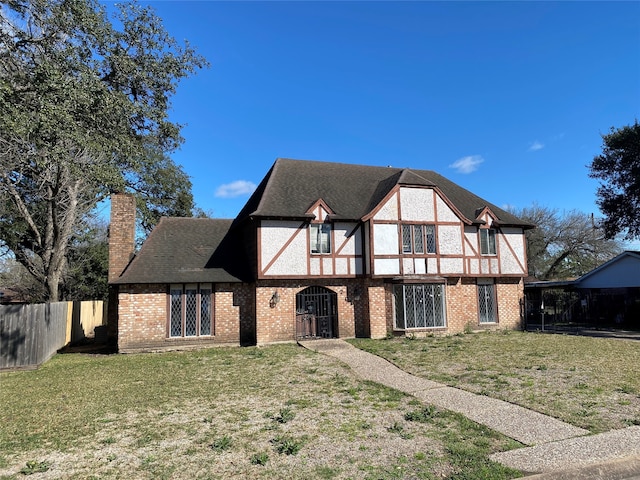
(0, 344, 519, 479)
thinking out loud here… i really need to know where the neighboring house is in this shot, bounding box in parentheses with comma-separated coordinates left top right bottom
(108, 158, 533, 352)
(524, 250, 640, 330)
(0, 288, 28, 304)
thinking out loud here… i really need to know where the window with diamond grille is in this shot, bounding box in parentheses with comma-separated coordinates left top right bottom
(394, 284, 446, 329)
(185, 286, 197, 336)
(200, 288, 212, 335)
(401, 224, 436, 254)
(402, 225, 412, 253)
(425, 225, 436, 253)
(413, 225, 424, 253)
(169, 284, 213, 337)
(478, 283, 497, 323)
(170, 288, 183, 336)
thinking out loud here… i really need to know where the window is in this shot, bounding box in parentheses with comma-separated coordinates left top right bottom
(310, 223, 331, 254)
(401, 224, 436, 254)
(480, 228, 496, 255)
(169, 284, 212, 337)
(413, 225, 424, 253)
(394, 284, 446, 329)
(425, 225, 436, 253)
(402, 225, 412, 253)
(478, 282, 497, 323)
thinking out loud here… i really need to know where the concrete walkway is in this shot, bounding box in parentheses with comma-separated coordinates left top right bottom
(299, 339, 640, 477)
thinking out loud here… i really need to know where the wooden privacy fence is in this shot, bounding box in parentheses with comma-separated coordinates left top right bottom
(0, 300, 106, 370)
(69, 300, 107, 344)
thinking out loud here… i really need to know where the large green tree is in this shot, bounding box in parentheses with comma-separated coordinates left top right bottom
(0, 0, 207, 300)
(60, 217, 109, 301)
(513, 204, 622, 280)
(589, 121, 640, 241)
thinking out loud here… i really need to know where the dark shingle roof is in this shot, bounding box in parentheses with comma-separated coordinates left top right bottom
(112, 218, 249, 284)
(114, 158, 532, 285)
(236, 158, 532, 227)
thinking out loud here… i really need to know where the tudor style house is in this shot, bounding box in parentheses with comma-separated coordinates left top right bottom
(108, 158, 533, 352)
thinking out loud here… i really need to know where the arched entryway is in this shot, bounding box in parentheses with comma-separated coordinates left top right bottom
(295, 286, 337, 339)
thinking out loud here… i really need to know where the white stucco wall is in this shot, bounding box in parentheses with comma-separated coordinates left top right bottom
(374, 223, 399, 255)
(436, 195, 460, 222)
(261, 221, 305, 272)
(261, 220, 308, 275)
(373, 194, 398, 221)
(310, 257, 320, 275)
(427, 257, 438, 273)
(479, 212, 494, 226)
(403, 258, 414, 274)
(470, 258, 479, 274)
(499, 228, 526, 274)
(323, 257, 333, 275)
(334, 222, 361, 255)
(375, 258, 400, 275)
(464, 226, 479, 256)
(351, 257, 363, 275)
(335, 257, 348, 275)
(399, 187, 435, 222)
(440, 257, 464, 274)
(309, 204, 330, 222)
(438, 225, 463, 255)
(491, 258, 499, 273)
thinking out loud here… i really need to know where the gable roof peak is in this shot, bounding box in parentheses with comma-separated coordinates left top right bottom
(397, 168, 436, 187)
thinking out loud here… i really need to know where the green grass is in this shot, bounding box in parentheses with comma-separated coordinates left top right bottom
(0, 343, 521, 479)
(350, 331, 640, 432)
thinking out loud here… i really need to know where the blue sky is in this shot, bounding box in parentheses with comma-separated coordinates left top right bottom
(116, 1, 639, 229)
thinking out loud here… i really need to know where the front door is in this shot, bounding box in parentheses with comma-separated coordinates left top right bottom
(296, 286, 337, 339)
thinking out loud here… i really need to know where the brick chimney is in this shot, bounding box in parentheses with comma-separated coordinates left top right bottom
(108, 193, 136, 282)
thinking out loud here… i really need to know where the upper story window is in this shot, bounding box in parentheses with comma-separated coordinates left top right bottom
(402, 224, 436, 254)
(310, 223, 331, 254)
(169, 283, 212, 337)
(480, 228, 497, 255)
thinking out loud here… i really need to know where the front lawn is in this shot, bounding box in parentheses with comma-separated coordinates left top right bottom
(0, 344, 520, 480)
(350, 331, 640, 433)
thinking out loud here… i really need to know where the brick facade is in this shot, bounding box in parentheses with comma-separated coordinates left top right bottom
(446, 277, 480, 333)
(254, 279, 362, 345)
(495, 278, 524, 330)
(115, 276, 524, 351)
(381, 277, 524, 337)
(116, 283, 253, 353)
(108, 193, 136, 283)
(367, 281, 388, 339)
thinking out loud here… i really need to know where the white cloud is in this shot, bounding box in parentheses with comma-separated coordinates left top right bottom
(529, 141, 544, 151)
(215, 180, 257, 198)
(449, 155, 484, 174)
